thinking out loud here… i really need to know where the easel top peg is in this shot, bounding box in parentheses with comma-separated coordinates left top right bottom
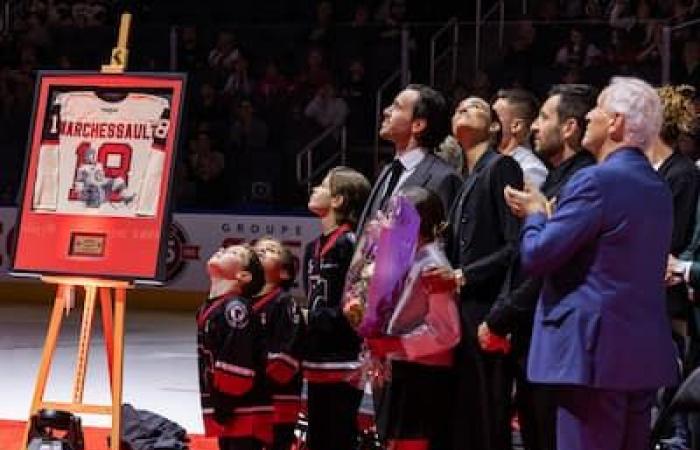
(101, 12, 132, 74)
(41, 276, 133, 289)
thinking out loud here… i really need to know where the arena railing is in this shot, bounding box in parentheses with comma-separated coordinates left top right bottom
(0, 0, 25, 36)
(373, 69, 404, 176)
(429, 17, 460, 87)
(662, 17, 700, 85)
(296, 123, 348, 194)
(475, 0, 505, 77)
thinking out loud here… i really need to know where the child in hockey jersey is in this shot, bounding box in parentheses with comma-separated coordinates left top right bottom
(196, 244, 271, 450)
(303, 166, 371, 450)
(251, 237, 306, 450)
(366, 186, 461, 450)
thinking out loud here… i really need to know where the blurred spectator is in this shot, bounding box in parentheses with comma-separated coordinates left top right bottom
(554, 27, 603, 70)
(341, 59, 373, 143)
(307, 1, 335, 51)
(352, 4, 372, 28)
(173, 161, 197, 209)
(229, 98, 270, 153)
(304, 82, 349, 129)
(56, 52, 73, 69)
(189, 130, 228, 208)
(222, 54, 255, 99)
(669, 0, 699, 23)
(177, 25, 205, 72)
(253, 59, 290, 141)
(617, 0, 660, 41)
(255, 59, 290, 106)
(604, 28, 640, 69)
(377, 0, 408, 40)
(21, 13, 51, 51)
(295, 47, 332, 101)
(48, 1, 74, 27)
(193, 80, 229, 128)
(71, 1, 107, 28)
(583, 0, 605, 18)
(674, 40, 700, 89)
(500, 20, 538, 88)
(561, 0, 586, 18)
(371, 0, 409, 81)
(532, 0, 565, 65)
(337, 3, 377, 66)
(208, 30, 240, 73)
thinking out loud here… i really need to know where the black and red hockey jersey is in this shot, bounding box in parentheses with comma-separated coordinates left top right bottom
(302, 225, 362, 383)
(196, 294, 273, 444)
(253, 286, 306, 425)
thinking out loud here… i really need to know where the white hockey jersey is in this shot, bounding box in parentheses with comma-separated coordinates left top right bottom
(33, 91, 171, 217)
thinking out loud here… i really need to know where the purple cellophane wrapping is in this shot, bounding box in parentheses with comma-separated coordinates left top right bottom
(357, 196, 419, 337)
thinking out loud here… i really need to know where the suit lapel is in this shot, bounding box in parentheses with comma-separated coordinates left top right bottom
(402, 152, 434, 188)
(358, 164, 391, 233)
(448, 149, 498, 219)
(359, 151, 431, 232)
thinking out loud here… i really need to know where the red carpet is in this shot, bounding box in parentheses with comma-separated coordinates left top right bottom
(0, 419, 218, 450)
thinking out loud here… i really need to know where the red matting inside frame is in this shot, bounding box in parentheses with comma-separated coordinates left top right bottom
(12, 73, 184, 280)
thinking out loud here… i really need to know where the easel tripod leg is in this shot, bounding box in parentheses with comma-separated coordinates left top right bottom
(72, 286, 97, 404)
(100, 287, 114, 387)
(110, 288, 126, 450)
(20, 286, 68, 450)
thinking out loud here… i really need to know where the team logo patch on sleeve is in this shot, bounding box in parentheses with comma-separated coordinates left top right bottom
(225, 300, 249, 329)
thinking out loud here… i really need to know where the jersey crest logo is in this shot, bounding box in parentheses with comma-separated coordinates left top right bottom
(226, 300, 249, 329)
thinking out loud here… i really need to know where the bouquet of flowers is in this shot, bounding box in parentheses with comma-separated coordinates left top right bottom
(342, 195, 420, 338)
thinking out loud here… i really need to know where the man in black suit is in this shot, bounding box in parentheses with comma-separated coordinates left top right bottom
(356, 84, 462, 233)
(425, 96, 523, 450)
(484, 84, 597, 450)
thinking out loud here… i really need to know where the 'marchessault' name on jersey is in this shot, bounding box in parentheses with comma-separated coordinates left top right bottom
(33, 91, 171, 217)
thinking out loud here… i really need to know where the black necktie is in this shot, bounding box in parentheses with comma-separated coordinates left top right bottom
(379, 159, 405, 210)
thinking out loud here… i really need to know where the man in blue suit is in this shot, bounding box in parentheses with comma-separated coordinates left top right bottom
(504, 76, 679, 450)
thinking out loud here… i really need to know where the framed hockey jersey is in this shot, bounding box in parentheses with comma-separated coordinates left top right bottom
(12, 72, 186, 281)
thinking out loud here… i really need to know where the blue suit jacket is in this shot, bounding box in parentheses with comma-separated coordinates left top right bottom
(524, 147, 678, 390)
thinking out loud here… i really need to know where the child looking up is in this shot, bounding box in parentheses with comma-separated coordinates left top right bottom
(196, 244, 270, 450)
(367, 186, 461, 450)
(252, 237, 306, 450)
(302, 166, 371, 450)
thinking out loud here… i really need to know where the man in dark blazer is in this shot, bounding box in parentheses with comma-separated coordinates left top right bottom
(425, 96, 523, 450)
(505, 76, 678, 450)
(356, 84, 462, 234)
(483, 84, 597, 450)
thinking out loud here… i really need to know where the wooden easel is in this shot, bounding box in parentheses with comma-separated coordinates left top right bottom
(20, 13, 134, 450)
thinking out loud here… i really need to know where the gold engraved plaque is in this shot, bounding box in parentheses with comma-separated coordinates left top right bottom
(69, 233, 106, 257)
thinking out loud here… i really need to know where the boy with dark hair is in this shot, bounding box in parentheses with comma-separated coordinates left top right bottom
(492, 88, 548, 188)
(196, 244, 270, 450)
(252, 237, 306, 450)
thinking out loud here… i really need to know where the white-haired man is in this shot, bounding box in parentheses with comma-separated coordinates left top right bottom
(504, 77, 679, 450)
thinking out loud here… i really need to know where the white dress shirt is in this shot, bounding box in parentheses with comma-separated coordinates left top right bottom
(511, 145, 548, 189)
(381, 147, 427, 199)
